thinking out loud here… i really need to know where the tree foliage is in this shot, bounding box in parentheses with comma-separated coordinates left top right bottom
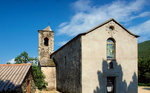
(14, 51, 38, 64)
(32, 64, 48, 90)
(14, 51, 47, 89)
(138, 41, 150, 86)
(138, 40, 150, 58)
(6, 62, 11, 64)
(138, 57, 150, 83)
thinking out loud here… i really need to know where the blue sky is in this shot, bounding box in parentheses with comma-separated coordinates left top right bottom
(0, 0, 150, 64)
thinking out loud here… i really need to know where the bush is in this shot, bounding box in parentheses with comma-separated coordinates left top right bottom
(138, 83, 150, 86)
(32, 64, 48, 90)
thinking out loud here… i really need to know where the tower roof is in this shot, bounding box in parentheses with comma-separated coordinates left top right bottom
(43, 26, 52, 31)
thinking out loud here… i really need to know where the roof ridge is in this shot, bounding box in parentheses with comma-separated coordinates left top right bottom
(83, 18, 139, 37)
(50, 18, 139, 57)
(0, 63, 31, 66)
(43, 26, 52, 31)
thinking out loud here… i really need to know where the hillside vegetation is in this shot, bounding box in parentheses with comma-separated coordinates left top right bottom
(138, 40, 150, 58)
(138, 40, 150, 86)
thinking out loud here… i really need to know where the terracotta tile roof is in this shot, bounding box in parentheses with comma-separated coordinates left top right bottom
(43, 26, 52, 31)
(0, 63, 31, 92)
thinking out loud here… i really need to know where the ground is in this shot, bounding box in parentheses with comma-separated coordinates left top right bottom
(35, 86, 150, 93)
(35, 89, 59, 93)
(138, 86, 150, 93)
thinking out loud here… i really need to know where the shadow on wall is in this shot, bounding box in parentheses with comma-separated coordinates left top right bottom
(0, 80, 21, 93)
(143, 88, 150, 90)
(94, 59, 138, 93)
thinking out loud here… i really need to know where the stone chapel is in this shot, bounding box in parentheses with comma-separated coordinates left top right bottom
(38, 18, 138, 93)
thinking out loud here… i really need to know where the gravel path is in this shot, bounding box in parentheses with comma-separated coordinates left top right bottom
(36, 86, 150, 93)
(35, 89, 59, 93)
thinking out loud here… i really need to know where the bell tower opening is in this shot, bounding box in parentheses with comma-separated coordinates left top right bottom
(44, 37, 49, 46)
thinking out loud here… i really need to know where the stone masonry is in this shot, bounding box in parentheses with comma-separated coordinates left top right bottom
(38, 26, 56, 90)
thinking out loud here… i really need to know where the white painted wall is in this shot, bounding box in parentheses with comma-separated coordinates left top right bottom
(81, 20, 138, 93)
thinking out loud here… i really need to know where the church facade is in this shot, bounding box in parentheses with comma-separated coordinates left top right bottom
(39, 18, 138, 93)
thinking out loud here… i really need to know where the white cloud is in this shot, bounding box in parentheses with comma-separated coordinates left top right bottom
(138, 12, 150, 17)
(59, 22, 68, 28)
(129, 20, 150, 42)
(58, 41, 68, 46)
(129, 11, 150, 20)
(8, 58, 15, 64)
(57, 0, 149, 36)
(72, 0, 92, 12)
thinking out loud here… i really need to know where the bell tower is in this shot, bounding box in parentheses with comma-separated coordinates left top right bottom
(38, 26, 54, 66)
(38, 26, 56, 90)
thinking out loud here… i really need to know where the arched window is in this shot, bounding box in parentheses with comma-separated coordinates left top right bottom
(107, 38, 115, 59)
(44, 37, 49, 46)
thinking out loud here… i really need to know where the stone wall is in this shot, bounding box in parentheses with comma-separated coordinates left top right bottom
(51, 37, 82, 93)
(21, 68, 36, 93)
(41, 67, 56, 90)
(38, 30, 54, 66)
(38, 28, 56, 91)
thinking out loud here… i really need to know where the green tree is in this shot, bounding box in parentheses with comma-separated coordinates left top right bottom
(138, 40, 150, 86)
(138, 57, 150, 85)
(14, 51, 47, 89)
(32, 64, 48, 90)
(14, 51, 38, 64)
(6, 62, 11, 64)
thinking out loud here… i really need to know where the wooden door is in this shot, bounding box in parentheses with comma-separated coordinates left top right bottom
(27, 80, 30, 93)
(107, 77, 115, 93)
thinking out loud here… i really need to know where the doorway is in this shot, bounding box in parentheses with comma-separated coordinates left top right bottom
(107, 77, 115, 93)
(27, 80, 30, 93)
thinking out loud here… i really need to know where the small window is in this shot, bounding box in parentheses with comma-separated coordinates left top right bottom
(44, 38, 49, 46)
(107, 38, 115, 59)
(109, 26, 114, 31)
